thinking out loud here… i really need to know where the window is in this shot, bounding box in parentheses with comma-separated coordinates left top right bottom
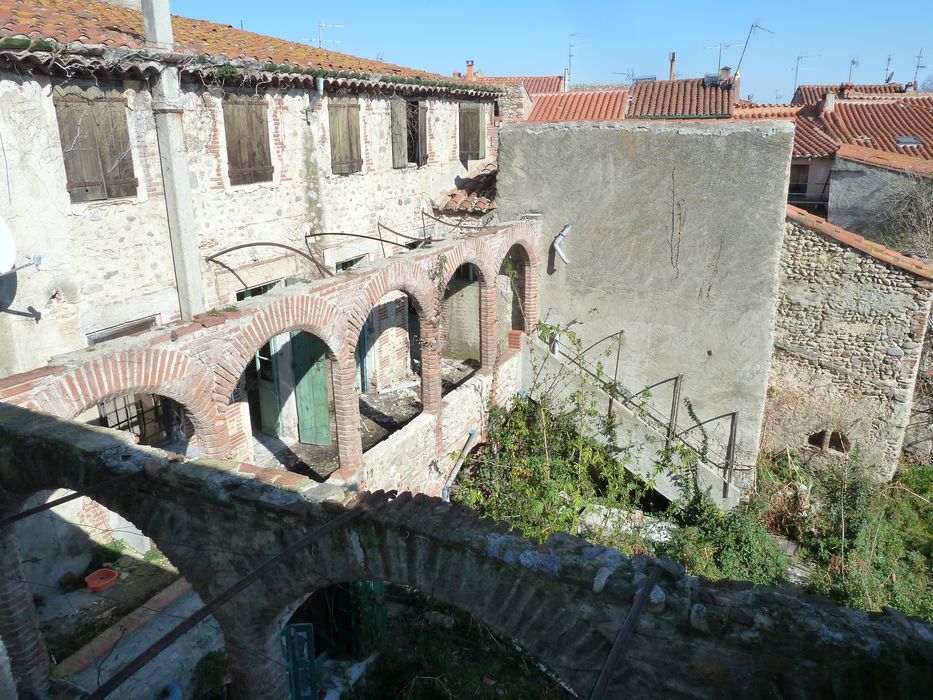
(53, 86, 138, 203)
(390, 99, 427, 168)
(328, 98, 362, 175)
(222, 95, 274, 185)
(788, 163, 809, 204)
(336, 255, 366, 272)
(458, 103, 486, 164)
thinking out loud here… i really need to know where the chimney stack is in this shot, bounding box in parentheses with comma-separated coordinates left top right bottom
(563, 67, 570, 91)
(669, 52, 676, 81)
(719, 65, 731, 85)
(823, 92, 837, 113)
(142, 0, 174, 49)
(465, 60, 474, 81)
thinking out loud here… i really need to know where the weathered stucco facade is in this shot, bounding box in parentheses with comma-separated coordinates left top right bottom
(827, 156, 915, 241)
(0, 69, 494, 378)
(497, 119, 795, 483)
(763, 210, 933, 477)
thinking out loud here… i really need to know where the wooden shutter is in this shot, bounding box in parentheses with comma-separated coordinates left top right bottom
(459, 103, 481, 163)
(417, 102, 428, 166)
(223, 95, 274, 186)
(390, 98, 407, 169)
(54, 89, 137, 203)
(477, 104, 486, 160)
(329, 98, 362, 175)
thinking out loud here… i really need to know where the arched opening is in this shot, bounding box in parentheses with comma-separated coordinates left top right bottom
(356, 291, 424, 450)
(440, 263, 482, 394)
(496, 244, 530, 349)
(277, 581, 568, 698)
(9, 493, 226, 695)
(77, 393, 195, 455)
(228, 282, 339, 478)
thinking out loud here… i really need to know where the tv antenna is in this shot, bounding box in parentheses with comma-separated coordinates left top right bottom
(793, 54, 816, 92)
(914, 48, 926, 84)
(735, 22, 773, 75)
(848, 58, 859, 82)
(706, 42, 736, 71)
(316, 21, 344, 48)
(568, 33, 576, 81)
(612, 69, 636, 83)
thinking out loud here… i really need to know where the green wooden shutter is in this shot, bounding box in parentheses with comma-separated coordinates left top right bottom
(417, 101, 428, 166)
(329, 98, 362, 175)
(390, 98, 407, 169)
(224, 96, 273, 185)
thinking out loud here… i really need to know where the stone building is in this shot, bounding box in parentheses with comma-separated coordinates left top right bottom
(0, 0, 499, 461)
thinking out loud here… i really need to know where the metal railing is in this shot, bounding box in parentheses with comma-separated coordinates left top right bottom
(545, 335, 740, 497)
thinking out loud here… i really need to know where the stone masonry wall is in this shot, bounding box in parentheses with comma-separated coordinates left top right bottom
(763, 218, 933, 477)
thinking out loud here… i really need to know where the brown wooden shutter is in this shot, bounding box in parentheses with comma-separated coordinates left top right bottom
(459, 103, 481, 163)
(390, 98, 407, 169)
(54, 89, 137, 203)
(477, 104, 486, 160)
(417, 102, 428, 166)
(223, 95, 273, 186)
(329, 98, 363, 175)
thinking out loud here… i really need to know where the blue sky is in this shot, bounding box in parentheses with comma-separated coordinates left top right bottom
(176, 1, 933, 102)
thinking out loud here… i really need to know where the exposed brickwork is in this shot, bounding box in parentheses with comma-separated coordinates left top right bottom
(1, 407, 930, 700)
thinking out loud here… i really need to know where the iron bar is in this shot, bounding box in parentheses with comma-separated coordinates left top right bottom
(666, 374, 683, 449)
(673, 411, 737, 441)
(589, 562, 663, 700)
(205, 241, 333, 278)
(419, 208, 490, 230)
(723, 412, 738, 498)
(87, 490, 392, 699)
(0, 473, 144, 529)
(376, 221, 430, 243)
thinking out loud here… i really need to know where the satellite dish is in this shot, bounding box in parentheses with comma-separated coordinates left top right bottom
(0, 217, 14, 272)
(886, 71, 895, 84)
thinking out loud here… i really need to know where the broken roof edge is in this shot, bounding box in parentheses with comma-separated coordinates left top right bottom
(785, 204, 933, 281)
(0, 37, 502, 97)
(835, 144, 933, 178)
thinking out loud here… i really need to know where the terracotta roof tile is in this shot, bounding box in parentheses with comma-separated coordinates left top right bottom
(792, 83, 910, 105)
(0, 0, 451, 80)
(525, 90, 629, 123)
(472, 75, 564, 96)
(439, 161, 497, 214)
(733, 104, 840, 158)
(835, 143, 933, 177)
(627, 78, 734, 119)
(786, 204, 933, 281)
(821, 99, 933, 159)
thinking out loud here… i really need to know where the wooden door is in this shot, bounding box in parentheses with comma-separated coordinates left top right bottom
(292, 332, 332, 445)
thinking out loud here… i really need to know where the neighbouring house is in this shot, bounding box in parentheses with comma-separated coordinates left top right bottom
(626, 68, 737, 119)
(791, 81, 917, 105)
(0, 0, 498, 464)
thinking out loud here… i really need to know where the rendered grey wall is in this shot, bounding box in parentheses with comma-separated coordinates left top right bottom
(497, 120, 794, 472)
(827, 158, 908, 240)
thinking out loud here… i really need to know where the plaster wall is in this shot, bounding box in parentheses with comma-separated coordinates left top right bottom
(827, 158, 910, 240)
(763, 220, 933, 478)
(794, 157, 832, 205)
(497, 120, 794, 472)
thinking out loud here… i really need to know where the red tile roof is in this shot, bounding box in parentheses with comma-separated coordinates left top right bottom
(0, 0, 450, 80)
(439, 161, 497, 214)
(472, 75, 564, 96)
(733, 104, 840, 158)
(786, 204, 933, 280)
(526, 90, 629, 123)
(821, 99, 933, 159)
(835, 143, 933, 177)
(791, 83, 910, 105)
(627, 78, 734, 119)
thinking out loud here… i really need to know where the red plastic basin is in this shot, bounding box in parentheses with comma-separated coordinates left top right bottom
(85, 568, 119, 593)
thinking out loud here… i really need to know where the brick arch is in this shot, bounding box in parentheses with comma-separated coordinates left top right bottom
(495, 237, 541, 334)
(216, 293, 346, 405)
(15, 350, 223, 457)
(344, 263, 437, 349)
(438, 241, 497, 292)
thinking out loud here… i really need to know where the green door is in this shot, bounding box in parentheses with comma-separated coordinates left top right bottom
(292, 332, 332, 445)
(281, 623, 316, 699)
(256, 339, 281, 437)
(355, 325, 371, 393)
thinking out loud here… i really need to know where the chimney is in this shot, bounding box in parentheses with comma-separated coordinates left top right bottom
(142, 0, 174, 49)
(823, 92, 836, 113)
(669, 51, 676, 81)
(465, 60, 474, 81)
(719, 65, 731, 85)
(563, 67, 570, 91)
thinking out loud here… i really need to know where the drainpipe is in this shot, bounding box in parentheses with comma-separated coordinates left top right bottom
(442, 428, 478, 502)
(143, 0, 205, 320)
(552, 223, 572, 264)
